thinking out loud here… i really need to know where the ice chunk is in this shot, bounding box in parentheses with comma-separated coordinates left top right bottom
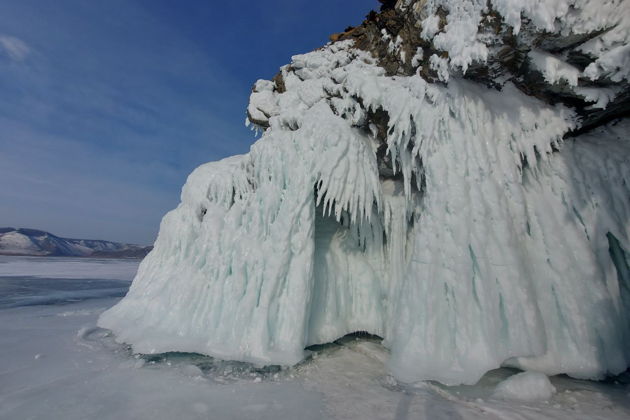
(493, 371, 556, 401)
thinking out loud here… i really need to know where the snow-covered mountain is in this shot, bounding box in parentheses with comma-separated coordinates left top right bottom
(100, 0, 630, 386)
(0, 228, 151, 258)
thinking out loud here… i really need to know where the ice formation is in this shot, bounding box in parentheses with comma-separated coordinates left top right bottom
(99, 0, 630, 385)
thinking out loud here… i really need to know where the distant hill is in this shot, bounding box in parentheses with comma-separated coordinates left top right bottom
(0, 228, 152, 258)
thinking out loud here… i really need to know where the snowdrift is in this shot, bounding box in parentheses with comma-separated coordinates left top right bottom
(100, 0, 630, 385)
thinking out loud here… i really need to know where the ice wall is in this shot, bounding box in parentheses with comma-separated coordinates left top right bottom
(99, 7, 630, 385)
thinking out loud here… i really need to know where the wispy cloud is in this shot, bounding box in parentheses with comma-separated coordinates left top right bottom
(0, 34, 30, 61)
(0, 0, 254, 244)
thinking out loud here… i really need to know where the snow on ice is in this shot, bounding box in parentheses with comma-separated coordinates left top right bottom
(2, 257, 630, 419)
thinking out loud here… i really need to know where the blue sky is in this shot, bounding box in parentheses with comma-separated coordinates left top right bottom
(0, 0, 378, 244)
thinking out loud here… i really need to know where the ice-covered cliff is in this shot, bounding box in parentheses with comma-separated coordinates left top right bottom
(99, 0, 630, 385)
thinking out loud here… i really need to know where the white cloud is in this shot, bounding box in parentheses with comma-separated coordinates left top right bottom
(0, 35, 30, 61)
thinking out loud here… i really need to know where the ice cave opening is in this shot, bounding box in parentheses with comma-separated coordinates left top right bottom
(309, 200, 384, 347)
(308, 171, 420, 348)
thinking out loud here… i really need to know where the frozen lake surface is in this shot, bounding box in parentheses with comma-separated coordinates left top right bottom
(0, 255, 135, 309)
(0, 256, 628, 419)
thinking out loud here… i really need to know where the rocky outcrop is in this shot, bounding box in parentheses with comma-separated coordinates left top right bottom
(331, 0, 629, 136)
(249, 0, 629, 137)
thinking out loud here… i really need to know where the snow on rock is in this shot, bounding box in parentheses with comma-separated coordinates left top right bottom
(493, 371, 556, 402)
(0, 231, 44, 255)
(407, 0, 630, 82)
(528, 49, 580, 87)
(100, 2, 630, 386)
(0, 227, 151, 258)
(574, 86, 622, 110)
(247, 80, 280, 129)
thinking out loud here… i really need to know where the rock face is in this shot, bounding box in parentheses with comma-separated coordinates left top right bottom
(0, 227, 151, 258)
(327, 0, 630, 135)
(248, 0, 630, 179)
(101, 0, 630, 385)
